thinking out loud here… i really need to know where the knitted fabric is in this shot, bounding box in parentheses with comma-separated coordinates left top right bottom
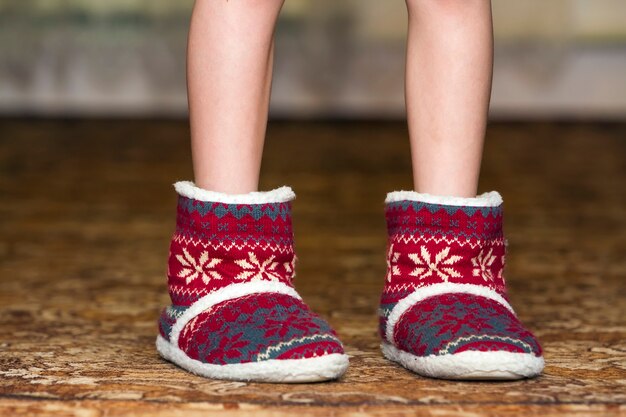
(380, 193, 543, 360)
(158, 185, 344, 366)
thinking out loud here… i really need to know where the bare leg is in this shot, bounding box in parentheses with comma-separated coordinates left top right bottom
(405, 0, 493, 197)
(187, 0, 284, 193)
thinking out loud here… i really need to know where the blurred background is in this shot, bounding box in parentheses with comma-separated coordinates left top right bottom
(1, 0, 625, 119)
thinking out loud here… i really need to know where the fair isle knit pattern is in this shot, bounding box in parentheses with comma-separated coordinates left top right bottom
(157, 183, 345, 373)
(380, 191, 543, 378)
(166, 194, 295, 307)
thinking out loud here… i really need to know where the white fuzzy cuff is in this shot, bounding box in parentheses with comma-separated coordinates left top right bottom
(385, 190, 502, 207)
(174, 181, 295, 204)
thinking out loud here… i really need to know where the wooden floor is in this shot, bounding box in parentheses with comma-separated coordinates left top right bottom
(0, 120, 624, 416)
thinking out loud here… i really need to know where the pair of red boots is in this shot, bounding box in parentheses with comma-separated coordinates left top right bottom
(156, 181, 544, 382)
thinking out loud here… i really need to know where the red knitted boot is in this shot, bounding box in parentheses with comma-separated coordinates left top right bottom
(156, 182, 348, 382)
(379, 191, 544, 379)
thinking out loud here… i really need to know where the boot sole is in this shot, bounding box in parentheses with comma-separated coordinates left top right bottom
(157, 335, 349, 383)
(381, 341, 544, 380)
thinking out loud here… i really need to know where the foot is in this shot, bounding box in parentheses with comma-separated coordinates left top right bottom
(379, 190, 544, 380)
(157, 182, 349, 382)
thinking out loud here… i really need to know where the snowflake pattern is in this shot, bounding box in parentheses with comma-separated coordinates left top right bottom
(284, 255, 297, 279)
(386, 244, 401, 283)
(235, 252, 283, 282)
(176, 248, 223, 285)
(408, 246, 462, 282)
(471, 247, 497, 282)
(498, 254, 506, 284)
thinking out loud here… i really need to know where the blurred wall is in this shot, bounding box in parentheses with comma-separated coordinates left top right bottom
(1, 0, 625, 118)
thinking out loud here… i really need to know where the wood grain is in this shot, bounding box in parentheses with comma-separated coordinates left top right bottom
(0, 120, 624, 416)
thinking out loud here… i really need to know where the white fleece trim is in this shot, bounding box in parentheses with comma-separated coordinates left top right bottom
(381, 342, 544, 380)
(174, 181, 295, 204)
(169, 281, 301, 346)
(385, 283, 515, 345)
(157, 335, 349, 382)
(385, 190, 502, 207)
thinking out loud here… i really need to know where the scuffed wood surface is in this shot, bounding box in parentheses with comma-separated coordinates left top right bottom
(0, 120, 624, 416)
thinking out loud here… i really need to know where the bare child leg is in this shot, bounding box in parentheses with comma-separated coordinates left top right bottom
(188, 0, 282, 193)
(405, 0, 493, 197)
(379, 0, 544, 380)
(156, 1, 349, 383)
